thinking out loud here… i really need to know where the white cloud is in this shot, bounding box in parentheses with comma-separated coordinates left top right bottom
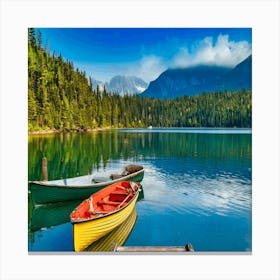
(171, 35, 251, 68)
(134, 55, 167, 82)
(83, 34, 252, 83)
(131, 35, 251, 82)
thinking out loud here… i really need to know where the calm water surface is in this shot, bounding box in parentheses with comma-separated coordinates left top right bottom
(28, 128, 252, 252)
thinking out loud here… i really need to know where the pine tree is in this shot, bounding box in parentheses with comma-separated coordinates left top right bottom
(28, 30, 252, 132)
(28, 28, 36, 48)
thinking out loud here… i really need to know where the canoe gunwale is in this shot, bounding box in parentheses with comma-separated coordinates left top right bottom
(70, 187, 140, 224)
(29, 167, 144, 189)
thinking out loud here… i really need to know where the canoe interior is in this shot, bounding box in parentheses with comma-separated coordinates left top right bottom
(70, 181, 139, 223)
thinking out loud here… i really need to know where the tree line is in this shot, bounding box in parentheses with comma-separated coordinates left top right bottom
(28, 28, 252, 132)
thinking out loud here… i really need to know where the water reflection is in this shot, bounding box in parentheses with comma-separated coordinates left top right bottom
(28, 129, 251, 252)
(140, 162, 251, 218)
(28, 197, 81, 251)
(28, 130, 251, 181)
(28, 185, 144, 252)
(29, 199, 82, 232)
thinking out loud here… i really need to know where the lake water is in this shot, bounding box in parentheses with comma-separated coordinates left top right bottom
(28, 128, 252, 252)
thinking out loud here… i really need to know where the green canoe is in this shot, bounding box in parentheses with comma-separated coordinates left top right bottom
(29, 164, 144, 205)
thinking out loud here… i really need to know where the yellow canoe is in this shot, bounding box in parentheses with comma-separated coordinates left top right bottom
(70, 181, 140, 252)
(85, 206, 137, 252)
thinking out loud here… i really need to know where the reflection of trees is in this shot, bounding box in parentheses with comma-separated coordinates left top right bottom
(28, 131, 251, 181)
(29, 199, 83, 232)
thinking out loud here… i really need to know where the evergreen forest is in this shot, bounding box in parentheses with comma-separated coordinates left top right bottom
(28, 29, 252, 132)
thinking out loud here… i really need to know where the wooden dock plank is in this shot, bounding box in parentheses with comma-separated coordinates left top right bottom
(112, 243, 194, 252)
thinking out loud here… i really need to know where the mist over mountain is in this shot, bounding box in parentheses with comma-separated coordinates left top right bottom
(141, 55, 252, 99)
(91, 75, 148, 95)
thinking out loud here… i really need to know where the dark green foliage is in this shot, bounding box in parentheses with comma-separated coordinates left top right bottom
(28, 31, 252, 132)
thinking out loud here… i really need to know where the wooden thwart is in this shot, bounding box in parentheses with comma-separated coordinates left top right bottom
(112, 243, 194, 252)
(117, 193, 132, 209)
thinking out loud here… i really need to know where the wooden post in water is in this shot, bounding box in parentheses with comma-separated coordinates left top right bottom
(185, 243, 194, 252)
(42, 157, 48, 181)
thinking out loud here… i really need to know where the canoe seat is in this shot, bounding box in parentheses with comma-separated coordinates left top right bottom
(97, 201, 120, 206)
(110, 174, 124, 180)
(97, 196, 121, 206)
(110, 191, 128, 195)
(91, 177, 108, 183)
(109, 191, 128, 202)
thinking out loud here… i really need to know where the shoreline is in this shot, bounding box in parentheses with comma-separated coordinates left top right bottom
(28, 127, 111, 135)
(28, 126, 252, 135)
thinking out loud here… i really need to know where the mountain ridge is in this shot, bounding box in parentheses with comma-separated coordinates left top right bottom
(142, 55, 252, 99)
(91, 75, 148, 95)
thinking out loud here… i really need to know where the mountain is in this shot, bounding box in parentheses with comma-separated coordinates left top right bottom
(220, 55, 252, 91)
(142, 66, 230, 99)
(91, 75, 148, 95)
(142, 55, 252, 99)
(91, 78, 105, 92)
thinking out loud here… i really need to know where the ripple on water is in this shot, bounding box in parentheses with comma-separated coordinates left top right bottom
(140, 164, 251, 218)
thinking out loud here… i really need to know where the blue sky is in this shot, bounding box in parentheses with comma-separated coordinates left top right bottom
(37, 28, 252, 83)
